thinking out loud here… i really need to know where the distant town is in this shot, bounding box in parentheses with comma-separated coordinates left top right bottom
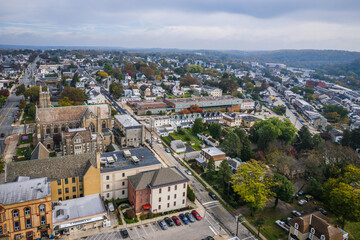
(0, 49, 359, 240)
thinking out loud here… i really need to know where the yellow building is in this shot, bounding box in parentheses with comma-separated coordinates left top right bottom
(6, 153, 101, 202)
(0, 177, 53, 240)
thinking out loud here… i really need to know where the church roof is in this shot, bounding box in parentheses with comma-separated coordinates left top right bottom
(30, 142, 50, 160)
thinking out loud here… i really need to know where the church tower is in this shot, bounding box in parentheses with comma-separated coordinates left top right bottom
(39, 86, 51, 108)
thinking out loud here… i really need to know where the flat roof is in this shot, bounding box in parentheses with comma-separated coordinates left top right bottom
(114, 114, 141, 128)
(100, 147, 161, 173)
(53, 194, 105, 224)
(0, 177, 50, 205)
(201, 147, 225, 156)
(166, 95, 239, 103)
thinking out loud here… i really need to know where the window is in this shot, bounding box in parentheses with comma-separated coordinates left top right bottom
(40, 216, 46, 225)
(3, 224, 5, 234)
(24, 207, 31, 216)
(58, 198, 62, 201)
(3, 213, 5, 221)
(167, 203, 170, 208)
(294, 223, 299, 229)
(39, 204, 45, 213)
(122, 181, 125, 186)
(106, 193, 110, 198)
(80, 194, 83, 197)
(58, 189, 62, 194)
(146, 198, 148, 202)
(182, 199, 185, 204)
(0, 226, 2, 235)
(122, 190, 125, 195)
(66, 196, 69, 200)
(106, 176, 109, 180)
(140, 199, 142, 203)
(311, 228, 315, 234)
(26, 218, 31, 229)
(72, 177, 76, 183)
(122, 173, 125, 177)
(159, 197, 161, 202)
(79, 185, 83, 191)
(167, 195, 170, 200)
(65, 188, 69, 193)
(79, 176, 83, 182)
(174, 194, 177, 199)
(140, 191, 142, 195)
(146, 189, 148, 194)
(72, 186, 76, 192)
(14, 221, 20, 231)
(175, 185, 177, 190)
(183, 183, 186, 188)
(320, 235, 325, 240)
(158, 205, 161, 210)
(106, 185, 109, 189)
(73, 195, 76, 199)
(183, 192, 185, 197)
(57, 180, 61, 185)
(159, 188, 162, 194)
(65, 178, 68, 184)
(168, 186, 171, 192)
(173, 201, 176, 206)
(13, 210, 19, 218)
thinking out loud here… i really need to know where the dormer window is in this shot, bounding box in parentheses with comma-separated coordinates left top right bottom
(311, 228, 315, 234)
(320, 235, 325, 240)
(294, 223, 299, 229)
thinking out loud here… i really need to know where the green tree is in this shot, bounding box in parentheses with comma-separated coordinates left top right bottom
(341, 129, 351, 147)
(15, 84, 26, 96)
(189, 65, 203, 73)
(23, 147, 32, 160)
(221, 131, 242, 158)
(209, 123, 222, 139)
(24, 103, 36, 119)
(296, 126, 313, 151)
(61, 75, 68, 86)
(218, 160, 232, 193)
(231, 160, 273, 216)
(24, 86, 40, 103)
(187, 185, 195, 202)
(350, 127, 360, 150)
(70, 72, 79, 87)
(19, 99, 26, 110)
(60, 86, 87, 105)
(192, 118, 204, 135)
(272, 173, 295, 208)
(207, 157, 216, 173)
(234, 128, 253, 161)
(109, 82, 123, 99)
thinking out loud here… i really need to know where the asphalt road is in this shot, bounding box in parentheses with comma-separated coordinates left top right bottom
(0, 95, 23, 156)
(19, 56, 38, 87)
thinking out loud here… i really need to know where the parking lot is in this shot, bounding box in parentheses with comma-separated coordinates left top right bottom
(85, 214, 229, 240)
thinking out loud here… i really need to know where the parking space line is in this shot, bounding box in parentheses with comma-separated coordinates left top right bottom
(204, 216, 218, 235)
(142, 225, 149, 236)
(203, 201, 218, 206)
(209, 226, 217, 235)
(148, 223, 156, 233)
(133, 226, 141, 238)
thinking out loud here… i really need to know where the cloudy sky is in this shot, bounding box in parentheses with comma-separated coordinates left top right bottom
(1, 0, 360, 51)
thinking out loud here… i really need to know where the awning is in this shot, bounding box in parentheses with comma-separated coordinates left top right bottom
(142, 204, 151, 210)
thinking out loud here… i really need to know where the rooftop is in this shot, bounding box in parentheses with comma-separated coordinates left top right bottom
(0, 177, 50, 205)
(201, 147, 225, 156)
(166, 95, 240, 103)
(100, 147, 161, 173)
(114, 114, 142, 128)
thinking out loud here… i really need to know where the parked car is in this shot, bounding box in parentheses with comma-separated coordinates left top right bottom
(152, 136, 158, 141)
(208, 192, 217, 200)
(158, 220, 168, 230)
(157, 139, 162, 144)
(202, 237, 215, 240)
(185, 170, 192, 175)
(191, 210, 202, 221)
(315, 207, 328, 216)
(292, 210, 301, 217)
(172, 216, 181, 226)
(120, 229, 129, 238)
(185, 212, 195, 223)
(298, 199, 308, 206)
(298, 191, 305, 196)
(179, 213, 189, 225)
(108, 202, 115, 212)
(164, 217, 174, 227)
(275, 220, 290, 232)
(165, 148, 171, 153)
(145, 139, 151, 144)
(304, 195, 313, 201)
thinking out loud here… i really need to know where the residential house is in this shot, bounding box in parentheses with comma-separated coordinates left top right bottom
(200, 147, 226, 168)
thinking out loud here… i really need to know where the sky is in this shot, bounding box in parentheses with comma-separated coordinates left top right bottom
(1, 0, 360, 51)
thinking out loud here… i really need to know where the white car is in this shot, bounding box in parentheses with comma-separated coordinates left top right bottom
(275, 220, 289, 232)
(152, 136, 158, 141)
(185, 170, 192, 175)
(298, 199, 308, 206)
(157, 139, 161, 144)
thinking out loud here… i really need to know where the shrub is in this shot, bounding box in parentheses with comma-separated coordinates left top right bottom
(140, 214, 147, 220)
(148, 212, 154, 219)
(187, 185, 195, 202)
(125, 209, 135, 219)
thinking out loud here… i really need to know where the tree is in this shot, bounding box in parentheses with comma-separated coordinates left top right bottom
(15, 84, 26, 96)
(61, 75, 68, 86)
(58, 97, 73, 106)
(341, 129, 351, 147)
(24, 103, 36, 119)
(70, 72, 79, 87)
(231, 160, 273, 216)
(296, 126, 313, 151)
(19, 99, 26, 110)
(180, 73, 200, 86)
(209, 123, 222, 139)
(109, 82, 123, 99)
(192, 118, 204, 135)
(350, 127, 360, 150)
(125, 209, 136, 219)
(187, 185, 195, 202)
(189, 65, 203, 73)
(221, 131, 242, 158)
(272, 174, 295, 208)
(189, 104, 203, 113)
(218, 160, 232, 193)
(0, 89, 9, 97)
(207, 157, 216, 173)
(234, 128, 253, 161)
(255, 217, 265, 237)
(97, 71, 108, 79)
(23, 147, 32, 160)
(60, 86, 87, 105)
(24, 86, 40, 102)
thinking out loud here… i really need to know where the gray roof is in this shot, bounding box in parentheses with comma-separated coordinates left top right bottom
(6, 152, 97, 182)
(202, 147, 225, 156)
(114, 114, 141, 129)
(128, 167, 189, 191)
(53, 194, 105, 224)
(100, 147, 161, 173)
(0, 177, 50, 205)
(31, 142, 50, 160)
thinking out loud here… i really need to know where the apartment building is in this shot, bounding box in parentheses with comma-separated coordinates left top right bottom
(222, 112, 242, 127)
(114, 114, 144, 147)
(202, 86, 222, 97)
(0, 177, 53, 240)
(240, 99, 255, 110)
(200, 147, 226, 168)
(128, 167, 189, 213)
(100, 148, 162, 200)
(6, 153, 101, 202)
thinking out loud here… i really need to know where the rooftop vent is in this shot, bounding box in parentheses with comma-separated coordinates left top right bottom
(131, 156, 140, 164)
(123, 150, 131, 158)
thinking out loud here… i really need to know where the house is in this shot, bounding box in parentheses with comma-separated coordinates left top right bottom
(114, 114, 144, 148)
(329, 129, 343, 143)
(53, 194, 107, 237)
(202, 86, 222, 96)
(200, 147, 226, 168)
(241, 115, 260, 128)
(289, 211, 348, 240)
(100, 148, 162, 200)
(223, 112, 242, 127)
(170, 140, 186, 153)
(0, 177, 53, 239)
(128, 167, 189, 213)
(150, 116, 174, 137)
(6, 152, 101, 202)
(240, 99, 255, 110)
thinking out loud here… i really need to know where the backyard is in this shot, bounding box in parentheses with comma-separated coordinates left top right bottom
(162, 129, 202, 151)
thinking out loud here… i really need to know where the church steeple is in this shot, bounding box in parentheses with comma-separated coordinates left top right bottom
(39, 86, 51, 108)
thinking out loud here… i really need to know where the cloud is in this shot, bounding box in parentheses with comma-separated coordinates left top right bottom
(0, 0, 360, 50)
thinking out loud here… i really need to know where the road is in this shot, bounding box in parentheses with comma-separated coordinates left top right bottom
(19, 56, 38, 87)
(0, 95, 23, 156)
(143, 127, 255, 239)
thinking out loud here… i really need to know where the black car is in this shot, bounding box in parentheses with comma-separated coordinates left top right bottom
(120, 229, 129, 238)
(208, 192, 217, 200)
(202, 237, 215, 240)
(164, 217, 174, 227)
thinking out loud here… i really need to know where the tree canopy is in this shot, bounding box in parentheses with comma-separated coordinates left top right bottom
(60, 86, 87, 106)
(192, 118, 204, 135)
(221, 131, 242, 158)
(109, 82, 123, 99)
(272, 173, 295, 207)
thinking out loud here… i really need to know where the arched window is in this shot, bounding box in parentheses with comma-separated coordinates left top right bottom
(39, 204, 45, 213)
(69, 123, 73, 129)
(54, 125, 58, 133)
(24, 207, 31, 216)
(89, 123, 95, 132)
(102, 121, 106, 129)
(46, 126, 51, 134)
(76, 122, 80, 128)
(13, 209, 19, 218)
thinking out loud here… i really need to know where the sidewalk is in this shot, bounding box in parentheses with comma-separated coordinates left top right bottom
(3, 134, 19, 163)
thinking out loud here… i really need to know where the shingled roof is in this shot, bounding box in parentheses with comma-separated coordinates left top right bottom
(6, 152, 97, 182)
(128, 167, 189, 191)
(31, 142, 50, 160)
(36, 104, 110, 124)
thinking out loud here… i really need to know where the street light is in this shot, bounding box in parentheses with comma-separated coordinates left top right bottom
(235, 215, 245, 237)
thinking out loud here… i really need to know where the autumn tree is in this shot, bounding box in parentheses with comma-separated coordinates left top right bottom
(189, 104, 203, 113)
(180, 73, 200, 87)
(189, 65, 203, 73)
(60, 86, 87, 105)
(179, 109, 190, 114)
(0, 89, 9, 97)
(272, 173, 295, 208)
(231, 160, 273, 216)
(109, 82, 123, 99)
(97, 71, 108, 79)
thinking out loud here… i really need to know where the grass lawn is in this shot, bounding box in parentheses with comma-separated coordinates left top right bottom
(345, 222, 360, 240)
(16, 147, 33, 157)
(19, 134, 32, 144)
(21, 115, 34, 124)
(170, 130, 202, 151)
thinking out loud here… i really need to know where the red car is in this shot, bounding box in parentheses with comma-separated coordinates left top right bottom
(172, 216, 182, 226)
(191, 210, 202, 221)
